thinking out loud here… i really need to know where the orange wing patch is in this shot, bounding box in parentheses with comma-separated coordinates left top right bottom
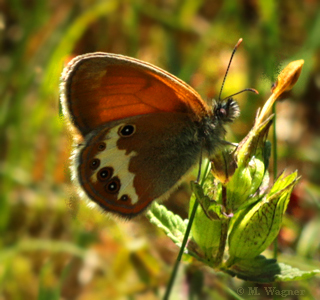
(61, 53, 210, 137)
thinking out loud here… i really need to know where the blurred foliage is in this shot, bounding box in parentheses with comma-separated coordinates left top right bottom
(0, 0, 320, 299)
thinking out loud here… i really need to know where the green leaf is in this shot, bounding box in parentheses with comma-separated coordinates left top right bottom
(274, 263, 320, 282)
(147, 202, 187, 246)
(223, 255, 320, 283)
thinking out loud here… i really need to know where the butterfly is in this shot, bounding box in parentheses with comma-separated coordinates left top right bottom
(60, 51, 241, 219)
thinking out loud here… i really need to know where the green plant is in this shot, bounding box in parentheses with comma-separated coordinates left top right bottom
(148, 60, 319, 298)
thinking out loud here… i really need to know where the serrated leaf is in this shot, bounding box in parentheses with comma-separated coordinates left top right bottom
(223, 255, 320, 283)
(147, 202, 187, 246)
(274, 263, 320, 282)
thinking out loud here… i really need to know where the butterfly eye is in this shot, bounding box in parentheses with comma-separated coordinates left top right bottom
(97, 167, 113, 181)
(105, 178, 120, 194)
(219, 108, 227, 117)
(90, 158, 100, 170)
(119, 124, 135, 137)
(97, 142, 106, 151)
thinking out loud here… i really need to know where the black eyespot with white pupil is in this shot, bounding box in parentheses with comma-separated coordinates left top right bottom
(105, 178, 120, 194)
(97, 167, 113, 181)
(97, 142, 106, 151)
(120, 195, 129, 201)
(90, 158, 100, 170)
(119, 124, 135, 137)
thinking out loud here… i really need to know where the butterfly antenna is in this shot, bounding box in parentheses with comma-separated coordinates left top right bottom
(218, 38, 243, 102)
(220, 88, 259, 101)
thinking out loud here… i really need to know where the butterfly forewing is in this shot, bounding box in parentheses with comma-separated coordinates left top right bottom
(61, 53, 210, 137)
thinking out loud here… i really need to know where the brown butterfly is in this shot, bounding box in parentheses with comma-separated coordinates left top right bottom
(60, 49, 244, 219)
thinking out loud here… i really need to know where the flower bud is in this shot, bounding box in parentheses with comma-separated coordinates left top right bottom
(225, 117, 273, 211)
(228, 171, 299, 261)
(189, 181, 223, 259)
(256, 60, 304, 126)
(271, 60, 304, 98)
(210, 147, 238, 185)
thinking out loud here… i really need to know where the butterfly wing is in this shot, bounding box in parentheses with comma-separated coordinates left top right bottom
(75, 112, 202, 218)
(61, 53, 214, 217)
(60, 52, 210, 137)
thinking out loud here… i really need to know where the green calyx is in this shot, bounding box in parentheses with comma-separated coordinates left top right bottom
(228, 171, 299, 262)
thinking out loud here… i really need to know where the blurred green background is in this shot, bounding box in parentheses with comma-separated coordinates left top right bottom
(1, 0, 320, 299)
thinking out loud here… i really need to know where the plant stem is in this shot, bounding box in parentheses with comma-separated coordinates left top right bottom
(215, 278, 246, 300)
(272, 103, 278, 259)
(163, 162, 210, 300)
(163, 200, 199, 300)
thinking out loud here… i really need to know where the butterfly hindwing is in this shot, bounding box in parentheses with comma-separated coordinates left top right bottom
(75, 112, 202, 218)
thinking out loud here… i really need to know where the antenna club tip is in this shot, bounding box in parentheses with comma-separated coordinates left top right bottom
(252, 88, 259, 94)
(236, 38, 243, 48)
